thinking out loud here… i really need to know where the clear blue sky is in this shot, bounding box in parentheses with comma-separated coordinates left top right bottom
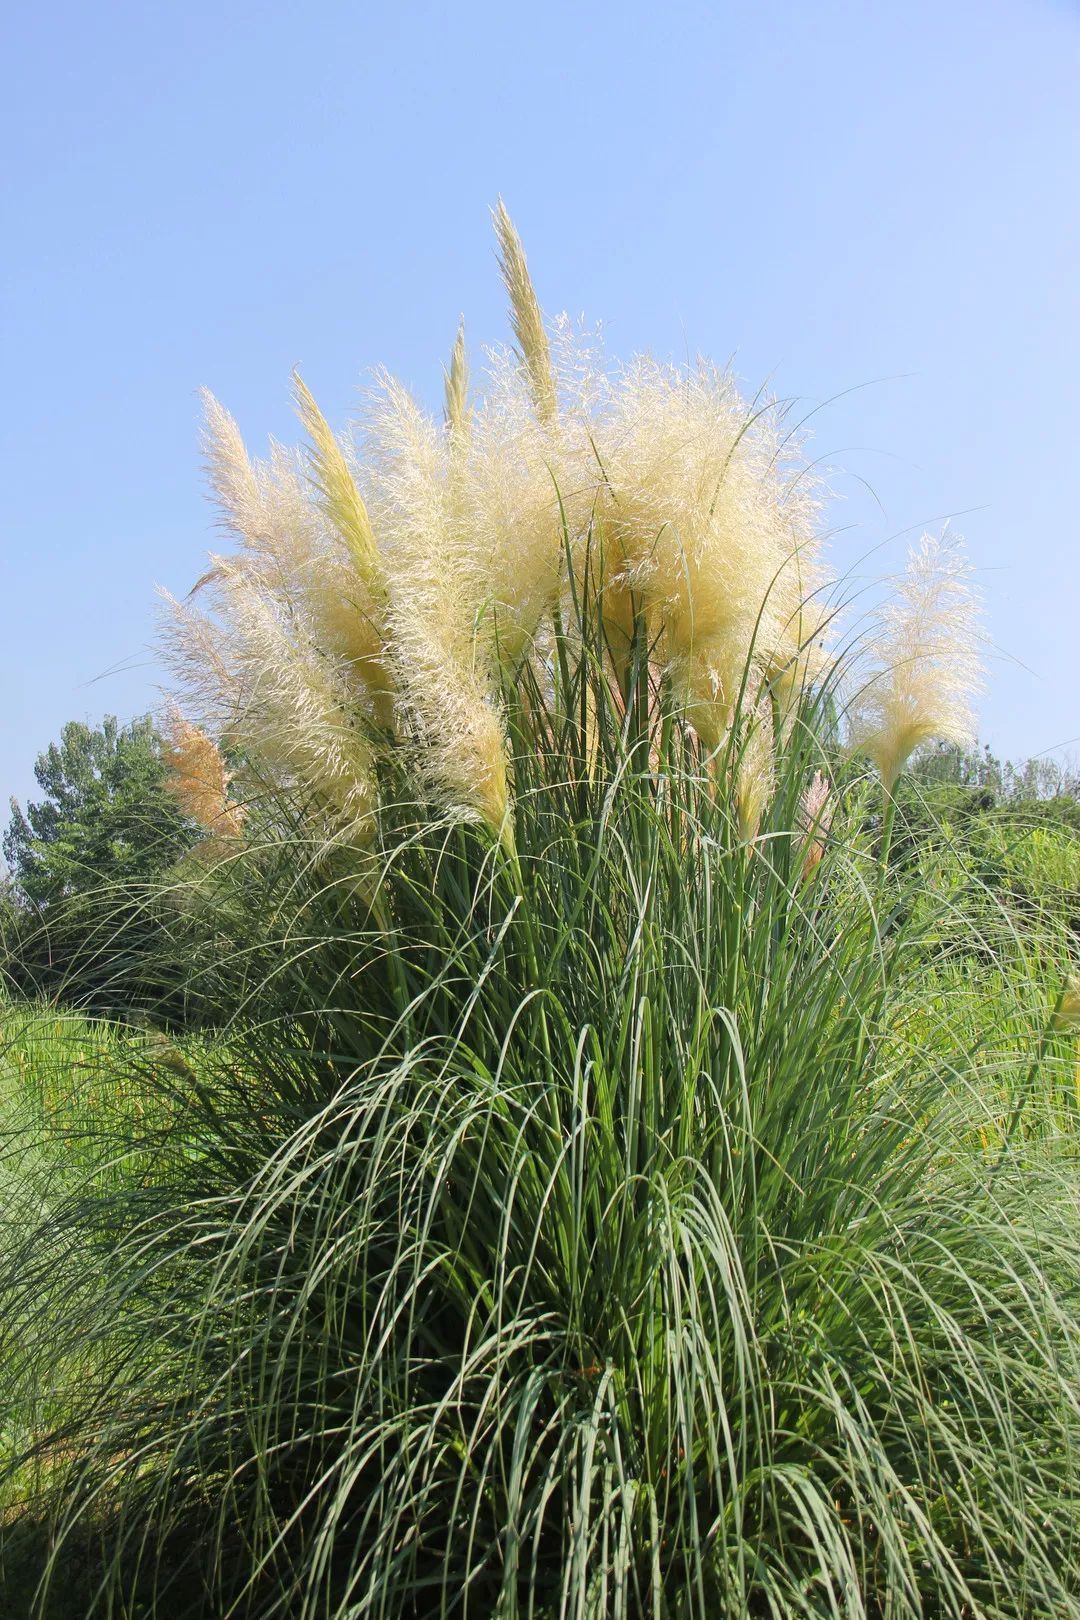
(3, 0, 1078, 817)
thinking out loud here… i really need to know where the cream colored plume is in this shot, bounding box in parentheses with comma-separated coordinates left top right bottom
(850, 533, 982, 794)
(494, 200, 558, 428)
(236, 595, 379, 841)
(366, 377, 511, 840)
(452, 345, 581, 669)
(168, 208, 846, 853)
(444, 319, 471, 448)
(292, 373, 383, 598)
(161, 562, 379, 845)
(199, 390, 263, 546)
(291, 373, 394, 723)
(199, 390, 316, 583)
(487, 217, 603, 658)
(200, 388, 393, 727)
(596, 359, 826, 750)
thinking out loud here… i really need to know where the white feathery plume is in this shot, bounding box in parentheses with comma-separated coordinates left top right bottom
(452, 344, 581, 669)
(169, 209, 843, 850)
(199, 391, 314, 584)
(292, 373, 394, 726)
(850, 533, 982, 794)
(292, 372, 383, 599)
(595, 359, 825, 749)
(486, 213, 609, 667)
(367, 377, 511, 840)
(444, 318, 471, 449)
(494, 200, 557, 429)
(219, 576, 379, 842)
(160, 561, 379, 844)
(200, 389, 393, 728)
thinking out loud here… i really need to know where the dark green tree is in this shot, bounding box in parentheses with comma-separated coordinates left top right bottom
(3, 716, 199, 1011)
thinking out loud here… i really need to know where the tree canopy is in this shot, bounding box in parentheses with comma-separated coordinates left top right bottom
(2, 716, 200, 1013)
(4, 715, 196, 908)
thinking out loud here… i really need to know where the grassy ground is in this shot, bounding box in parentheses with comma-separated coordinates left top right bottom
(0, 1003, 210, 1618)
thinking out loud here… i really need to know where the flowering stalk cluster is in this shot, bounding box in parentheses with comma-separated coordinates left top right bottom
(162, 207, 981, 857)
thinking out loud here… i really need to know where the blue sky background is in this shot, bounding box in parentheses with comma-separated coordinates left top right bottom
(2, 0, 1078, 818)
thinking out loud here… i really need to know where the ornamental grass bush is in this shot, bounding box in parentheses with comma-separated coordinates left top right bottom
(2, 209, 1078, 1619)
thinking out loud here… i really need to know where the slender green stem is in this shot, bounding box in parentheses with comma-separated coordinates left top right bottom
(879, 783, 898, 873)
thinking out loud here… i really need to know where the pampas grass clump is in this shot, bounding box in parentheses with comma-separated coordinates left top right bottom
(4, 209, 1076, 1620)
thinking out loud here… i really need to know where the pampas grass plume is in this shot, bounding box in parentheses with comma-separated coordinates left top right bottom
(599, 360, 825, 749)
(494, 200, 557, 428)
(292, 372, 383, 600)
(798, 769, 832, 881)
(444, 318, 471, 447)
(735, 708, 775, 844)
(171, 216, 845, 852)
(371, 377, 512, 841)
(163, 714, 245, 838)
(851, 533, 982, 794)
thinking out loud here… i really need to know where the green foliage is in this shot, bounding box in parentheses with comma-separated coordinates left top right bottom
(1004, 820, 1080, 898)
(0, 997, 211, 1618)
(4, 715, 195, 905)
(3, 717, 199, 1012)
(2, 610, 1079, 1619)
(890, 742, 1080, 966)
(911, 738, 1080, 807)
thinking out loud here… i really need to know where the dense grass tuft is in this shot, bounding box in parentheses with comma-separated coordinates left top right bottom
(3, 608, 1079, 1619)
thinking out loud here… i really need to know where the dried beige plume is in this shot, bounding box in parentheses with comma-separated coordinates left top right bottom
(494, 200, 557, 428)
(199, 390, 316, 583)
(186, 407, 393, 737)
(162, 714, 246, 839)
(444, 318, 471, 447)
(598, 359, 825, 749)
(292, 372, 383, 599)
(199, 392, 380, 681)
(850, 534, 982, 795)
(447, 345, 579, 670)
(199, 389, 262, 545)
(368, 377, 512, 842)
(229, 584, 380, 844)
(291, 374, 394, 724)
(161, 562, 380, 846)
(169, 208, 846, 858)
